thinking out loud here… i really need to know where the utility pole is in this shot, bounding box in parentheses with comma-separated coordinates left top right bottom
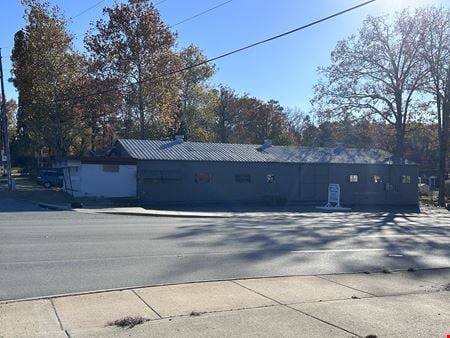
(0, 48, 12, 190)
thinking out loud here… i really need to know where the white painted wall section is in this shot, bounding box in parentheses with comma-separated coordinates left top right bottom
(79, 164, 136, 198)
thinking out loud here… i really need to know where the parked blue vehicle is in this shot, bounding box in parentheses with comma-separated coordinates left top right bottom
(36, 170, 64, 188)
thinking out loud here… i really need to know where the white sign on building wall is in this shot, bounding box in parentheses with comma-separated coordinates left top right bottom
(328, 184, 340, 206)
(316, 183, 351, 211)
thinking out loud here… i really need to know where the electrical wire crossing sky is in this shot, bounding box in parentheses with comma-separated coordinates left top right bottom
(0, 0, 447, 110)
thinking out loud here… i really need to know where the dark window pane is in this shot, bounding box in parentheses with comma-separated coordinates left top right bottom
(236, 174, 251, 183)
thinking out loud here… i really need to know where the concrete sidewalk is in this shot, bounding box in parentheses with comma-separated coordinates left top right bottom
(37, 203, 439, 218)
(77, 206, 238, 218)
(34, 203, 319, 218)
(1, 269, 449, 338)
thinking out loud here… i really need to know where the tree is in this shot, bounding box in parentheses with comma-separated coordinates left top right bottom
(232, 98, 295, 145)
(5, 99, 18, 142)
(85, 0, 182, 139)
(418, 7, 450, 206)
(11, 0, 80, 164)
(74, 59, 123, 153)
(214, 86, 239, 143)
(313, 10, 427, 160)
(177, 44, 216, 141)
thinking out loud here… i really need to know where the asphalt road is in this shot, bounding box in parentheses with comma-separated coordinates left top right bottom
(1, 199, 449, 301)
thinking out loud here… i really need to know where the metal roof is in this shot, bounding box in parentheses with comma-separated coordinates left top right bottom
(117, 139, 407, 165)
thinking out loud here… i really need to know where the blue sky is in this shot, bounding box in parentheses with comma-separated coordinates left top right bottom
(1, 0, 448, 111)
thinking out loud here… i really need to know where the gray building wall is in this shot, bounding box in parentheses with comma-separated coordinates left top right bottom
(136, 160, 418, 206)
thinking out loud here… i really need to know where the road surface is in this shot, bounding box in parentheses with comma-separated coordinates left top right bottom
(1, 199, 449, 300)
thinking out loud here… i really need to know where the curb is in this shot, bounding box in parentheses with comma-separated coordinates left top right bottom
(96, 211, 233, 218)
(1, 266, 448, 305)
(34, 201, 73, 211)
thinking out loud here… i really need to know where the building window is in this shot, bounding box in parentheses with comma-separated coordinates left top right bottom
(102, 164, 119, 172)
(372, 175, 383, 183)
(141, 170, 182, 183)
(385, 183, 393, 191)
(349, 174, 358, 183)
(235, 174, 251, 183)
(267, 174, 275, 183)
(161, 170, 182, 181)
(401, 175, 411, 184)
(195, 173, 211, 183)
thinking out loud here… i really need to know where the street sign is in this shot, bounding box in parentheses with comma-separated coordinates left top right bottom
(1, 155, 6, 163)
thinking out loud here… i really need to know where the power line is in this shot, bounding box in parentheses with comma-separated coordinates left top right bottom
(0, 0, 170, 49)
(70, 0, 107, 19)
(1, 0, 224, 51)
(71, 0, 169, 19)
(57, 0, 376, 102)
(0, 1, 108, 49)
(170, 0, 232, 28)
(73, 0, 231, 41)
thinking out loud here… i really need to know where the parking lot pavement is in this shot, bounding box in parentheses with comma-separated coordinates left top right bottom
(0, 176, 74, 211)
(0, 197, 44, 212)
(1, 269, 448, 338)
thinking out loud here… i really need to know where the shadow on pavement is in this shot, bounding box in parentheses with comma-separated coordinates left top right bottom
(154, 208, 450, 280)
(141, 202, 422, 214)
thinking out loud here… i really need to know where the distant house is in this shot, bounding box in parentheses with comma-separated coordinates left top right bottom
(58, 157, 137, 198)
(110, 138, 418, 206)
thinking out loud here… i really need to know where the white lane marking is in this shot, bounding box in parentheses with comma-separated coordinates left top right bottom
(290, 248, 384, 253)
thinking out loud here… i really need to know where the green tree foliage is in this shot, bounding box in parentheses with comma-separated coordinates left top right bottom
(177, 44, 216, 141)
(5, 99, 17, 142)
(214, 86, 240, 143)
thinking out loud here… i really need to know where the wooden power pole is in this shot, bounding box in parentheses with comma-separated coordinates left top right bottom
(0, 48, 13, 190)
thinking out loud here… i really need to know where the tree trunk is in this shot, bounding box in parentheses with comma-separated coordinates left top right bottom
(438, 97, 449, 207)
(394, 91, 405, 163)
(137, 65, 145, 139)
(395, 120, 405, 163)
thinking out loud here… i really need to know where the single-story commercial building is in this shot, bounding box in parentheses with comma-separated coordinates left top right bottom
(58, 157, 137, 198)
(111, 138, 418, 206)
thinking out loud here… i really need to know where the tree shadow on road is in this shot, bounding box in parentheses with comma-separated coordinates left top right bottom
(153, 208, 450, 281)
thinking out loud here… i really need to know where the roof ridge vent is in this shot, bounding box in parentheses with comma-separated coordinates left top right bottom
(174, 135, 185, 142)
(334, 142, 346, 155)
(257, 139, 272, 152)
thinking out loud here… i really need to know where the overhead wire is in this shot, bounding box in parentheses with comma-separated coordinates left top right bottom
(2, 0, 235, 93)
(170, 0, 232, 28)
(70, 0, 108, 19)
(71, 0, 169, 19)
(57, 0, 377, 103)
(0, 0, 170, 50)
